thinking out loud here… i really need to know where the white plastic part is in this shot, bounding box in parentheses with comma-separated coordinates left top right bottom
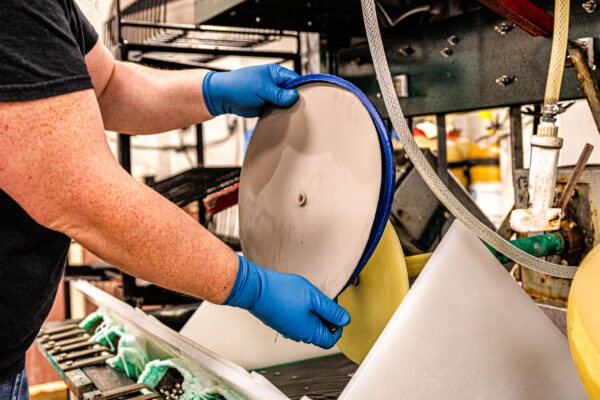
(71, 281, 291, 400)
(339, 221, 587, 400)
(180, 301, 339, 370)
(511, 207, 562, 233)
(510, 135, 563, 233)
(239, 82, 382, 298)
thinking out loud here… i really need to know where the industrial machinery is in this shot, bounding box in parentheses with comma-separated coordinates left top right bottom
(40, 0, 600, 398)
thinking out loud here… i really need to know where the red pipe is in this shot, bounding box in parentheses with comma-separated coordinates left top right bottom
(478, 0, 554, 38)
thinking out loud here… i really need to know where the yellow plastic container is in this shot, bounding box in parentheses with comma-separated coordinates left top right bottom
(468, 142, 503, 227)
(337, 222, 409, 364)
(454, 136, 472, 161)
(468, 143, 501, 183)
(447, 131, 468, 187)
(568, 245, 600, 399)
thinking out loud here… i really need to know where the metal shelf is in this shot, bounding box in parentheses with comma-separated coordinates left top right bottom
(104, 0, 301, 68)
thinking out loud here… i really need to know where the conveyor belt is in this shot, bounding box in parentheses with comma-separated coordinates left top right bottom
(37, 320, 136, 393)
(257, 354, 358, 400)
(39, 316, 359, 399)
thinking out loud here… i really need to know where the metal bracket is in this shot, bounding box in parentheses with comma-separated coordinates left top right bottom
(65, 369, 94, 399)
(54, 347, 113, 363)
(576, 37, 595, 70)
(43, 336, 91, 351)
(83, 383, 159, 400)
(60, 354, 114, 372)
(39, 328, 86, 344)
(49, 340, 102, 355)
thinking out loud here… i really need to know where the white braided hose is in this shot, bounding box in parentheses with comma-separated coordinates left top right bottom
(544, 0, 570, 106)
(360, 0, 577, 278)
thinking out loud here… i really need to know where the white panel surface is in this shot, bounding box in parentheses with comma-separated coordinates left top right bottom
(239, 82, 382, 298)
(340, 221, 588, 400)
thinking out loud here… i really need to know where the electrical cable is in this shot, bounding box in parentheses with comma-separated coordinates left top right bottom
(360, 0, 577, 278)
(105, 130, 236, 150)
(375, 2, 432, 27)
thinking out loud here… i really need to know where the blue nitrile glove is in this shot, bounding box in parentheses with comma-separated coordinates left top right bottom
(202, 64, 300, 118)
(223, 255, 351, 349)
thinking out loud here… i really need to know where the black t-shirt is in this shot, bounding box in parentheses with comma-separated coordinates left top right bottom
(0, 0, 98, 381)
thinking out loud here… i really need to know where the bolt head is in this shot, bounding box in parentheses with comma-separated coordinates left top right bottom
(440, 48, 453, 57)
(398, 45, 414, 56)
(583, 0, 597, 13)
(297, 193, 307, 206)
(494, 22, 514, 34)
(495, 75, 515, 86)
(447, 35, 459, 45)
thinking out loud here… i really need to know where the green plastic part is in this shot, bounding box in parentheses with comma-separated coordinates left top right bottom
(107, 333, 150, 380)
(92, 325, 125, 352)
(79, 311, 103, 332)
(487, 233, 565, 264)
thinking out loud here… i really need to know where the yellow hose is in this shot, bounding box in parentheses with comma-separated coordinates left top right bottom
(406, 253, 432, 278)
(544, 0, 570, 106)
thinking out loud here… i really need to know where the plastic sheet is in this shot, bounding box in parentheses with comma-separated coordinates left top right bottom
(179, 302, 338, 370)
(339, 221, 587, 399)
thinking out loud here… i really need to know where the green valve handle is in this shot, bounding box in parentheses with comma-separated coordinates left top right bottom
(487, 233, 565, 265)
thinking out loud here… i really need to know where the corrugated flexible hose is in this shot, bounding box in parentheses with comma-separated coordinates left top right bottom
(360, 0, 577, 278)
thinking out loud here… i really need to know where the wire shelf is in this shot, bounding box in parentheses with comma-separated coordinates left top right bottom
(103, 0, 299, 67)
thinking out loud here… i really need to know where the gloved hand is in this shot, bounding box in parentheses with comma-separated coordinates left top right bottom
(223, 255, 351, 349)
(202, 64, 300, 118)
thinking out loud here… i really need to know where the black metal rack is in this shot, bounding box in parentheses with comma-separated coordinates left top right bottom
(103, 0, 302, 71)
(99, 0, 304, 307)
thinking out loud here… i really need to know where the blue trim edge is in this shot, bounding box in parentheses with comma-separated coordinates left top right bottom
(283, 74, 396, 295)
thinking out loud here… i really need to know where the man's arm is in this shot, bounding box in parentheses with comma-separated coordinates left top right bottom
(87, 43, 299, 134)
(0, 89, 350, 348)
(87, 44, 213, 134)
(0, 89, 238, 303)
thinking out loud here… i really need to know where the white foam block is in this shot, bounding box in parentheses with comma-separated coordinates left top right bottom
(180, 302, 339, 371)
(339, 221, 588, 400)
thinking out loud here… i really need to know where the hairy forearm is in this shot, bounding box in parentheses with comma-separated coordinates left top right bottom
(61, 170, 238, 303)
(98, 62, 214, 134)
(0, 90, 237, 304)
